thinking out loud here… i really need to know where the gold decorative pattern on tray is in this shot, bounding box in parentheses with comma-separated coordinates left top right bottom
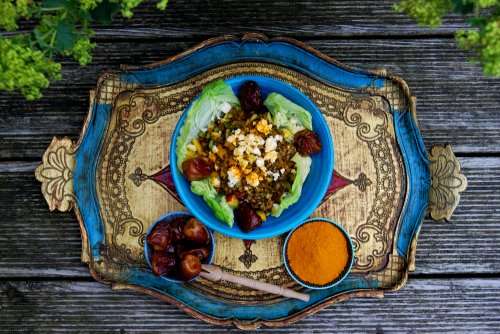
(428, 144, 467, 221)
(35, 137, 77, 212)
(91, 61, 407, 302)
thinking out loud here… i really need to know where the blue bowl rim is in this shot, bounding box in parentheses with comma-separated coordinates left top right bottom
(282, 218, 354, 290)
(170, 75, 334, 240)
(144, 211, 216, 283)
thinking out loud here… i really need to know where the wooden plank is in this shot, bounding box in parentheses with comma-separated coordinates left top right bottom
(1, 39, 499, 158)
(0, 278, 498, 332)
(12, 0, 469, 39)
(0, 157, 498, 277)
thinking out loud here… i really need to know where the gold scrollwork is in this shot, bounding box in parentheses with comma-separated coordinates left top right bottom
(35, 137, 77, 212)
(428, 145, 467, 221)
(343, 97, 388, 141)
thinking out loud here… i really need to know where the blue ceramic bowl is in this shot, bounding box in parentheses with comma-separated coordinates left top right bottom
(170, 75, 334, 240)
(144, 212, 215, 283)
(283, 218, 354, 289)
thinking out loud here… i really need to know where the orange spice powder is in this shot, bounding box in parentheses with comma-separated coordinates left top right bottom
(286, 221, 349, 286)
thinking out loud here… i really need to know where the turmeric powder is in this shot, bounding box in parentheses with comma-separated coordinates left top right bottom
(286, 221, 351, 286)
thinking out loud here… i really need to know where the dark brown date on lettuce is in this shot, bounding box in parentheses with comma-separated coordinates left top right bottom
(235, 202, 262, 233)
(294, 129, 322, 156)
(151, 251, 177, 276)
(146, 220, 172, 251)
(239, 80, 263, 112)
(182, 157, 214, 181)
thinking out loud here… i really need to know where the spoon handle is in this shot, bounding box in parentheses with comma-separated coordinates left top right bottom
(200, 264, 310, 302)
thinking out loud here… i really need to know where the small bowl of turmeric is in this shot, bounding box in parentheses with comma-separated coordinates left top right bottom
(283, 218, 354, 289)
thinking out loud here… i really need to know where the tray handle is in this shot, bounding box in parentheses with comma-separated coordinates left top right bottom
(428, 144, 467, 222)
(35, 137, 77, 212)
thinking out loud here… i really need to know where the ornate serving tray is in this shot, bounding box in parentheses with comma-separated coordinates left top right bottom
(35, 34, 467, 329)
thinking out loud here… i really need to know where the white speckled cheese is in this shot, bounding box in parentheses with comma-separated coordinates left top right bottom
(265, 136, 278, 153)
(219, 101, 232, 114)
(227, 166, 242, 188)
(233, 146, 245, 156)
(267, 170, 280, 181)
(256, 158, 265, 168)
(248, 146, 262, 156)
(187, 144, 197, 151)
(264, 151, 278, 163)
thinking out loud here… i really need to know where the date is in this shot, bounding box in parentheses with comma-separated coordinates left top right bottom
(239, 80, 263, 112)
(182, 157, 214, 181)
(294, 129, 322, 156)
(235, 201, 262, 233)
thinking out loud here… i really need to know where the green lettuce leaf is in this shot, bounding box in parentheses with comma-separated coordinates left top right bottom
(271, 153, 312, 217)
(190, 179, 234, 227)
(175, 80, 240, 171)
(263, 92, 313, 135)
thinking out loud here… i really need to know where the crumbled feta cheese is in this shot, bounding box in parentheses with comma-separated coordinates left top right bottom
(227, 166, 242, 188)
(211, 176, 221, 187)
(274, 134, 283, 142)
(265, 136, 277, 153)
(187, 144, 197, 152)
(256, 158, 265, 168)
(249, 146, 261, 156)
(227, 134, 237, 145)
(266, 170, 280, 181)
(273, 203, 279, 210)
(264, 151, 278, 163)
(246, 172, 260, 187)
(234, 129, 242, 136)
(211, 145, 219, 153)
(280, 168, 285, 174)
(233, 146, 245, 156)
(220, 101, 232, 114)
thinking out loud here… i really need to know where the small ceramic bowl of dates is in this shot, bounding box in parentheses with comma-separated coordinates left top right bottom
(144, 212, 215, 282)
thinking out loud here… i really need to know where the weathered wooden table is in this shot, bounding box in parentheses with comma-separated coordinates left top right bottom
(1, 1, 499, 332)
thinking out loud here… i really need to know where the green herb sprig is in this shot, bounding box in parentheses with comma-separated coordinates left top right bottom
(394, 0, 499, 76)
(0, 0, 168, 100)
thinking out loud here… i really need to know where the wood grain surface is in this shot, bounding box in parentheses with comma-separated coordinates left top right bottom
(0, 279, 498, 332)
(11, 1, 470, 38)
(1, 39, 498, 159)
(1, 0, 499, 331)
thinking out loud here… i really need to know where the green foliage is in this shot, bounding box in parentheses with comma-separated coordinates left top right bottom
(0, 0, 169, 99)
(394, 0, 500, 76)
(0, 37, 61, 100)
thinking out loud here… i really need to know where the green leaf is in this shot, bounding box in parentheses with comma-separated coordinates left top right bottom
(91, 0, 120, 24)
(468, 16, 488, 28)
(33, 29, 49, 49)
(54, 20, 77, 51)
(41, 0, 75, 11)
(450, 0, 474, 14)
